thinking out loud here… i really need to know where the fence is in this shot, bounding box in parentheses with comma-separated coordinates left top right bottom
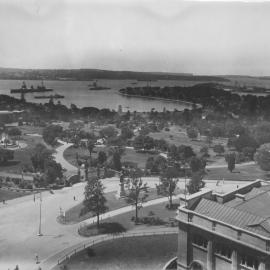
(56, 230, 177, 267)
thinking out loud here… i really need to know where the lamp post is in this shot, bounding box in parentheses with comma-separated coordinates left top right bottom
(182, 162, 188, 208)
(37, 191, 43, 236)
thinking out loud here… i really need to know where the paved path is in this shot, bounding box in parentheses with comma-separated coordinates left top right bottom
(206, 161, 255, 169)
(0, 171, 33, 181)
(53, 140, 77, 173)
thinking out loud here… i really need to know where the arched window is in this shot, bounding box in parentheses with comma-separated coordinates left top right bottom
(190, 261, 203, 270)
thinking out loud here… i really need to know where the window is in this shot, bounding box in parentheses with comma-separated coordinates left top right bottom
(266, 241, 270, 252)
(215, 242, 232, 260)
(192, 234, 208, 249)
(212, 221, 216, 231)
(237, 231, 242, 240)
(240, 255, 259, 270)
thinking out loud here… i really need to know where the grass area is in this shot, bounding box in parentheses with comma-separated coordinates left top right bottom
(0, 188, 33, 201)
(62, 188, 173, 224)
(62, 192, 127, 224)
(206, 164, 267, 181)
(0, 125, 47, 174)
(19, 125, 44, 135)
(55, 234, 177, 270)
(63, 145, 89, 167)
(122, 148, 155, 168)
(79, 198, 179, 238)
(78, 222, 127, 237)
(104, 199, 179, 231)
(149, 125, 228, 164)
(64, 145, 156, 169)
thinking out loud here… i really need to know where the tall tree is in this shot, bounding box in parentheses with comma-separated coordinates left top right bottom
(0, 148, 14, 164)
(31, 143, 53, 172)
(44, 159, 63, 184)
(87, 139, 95, 166)
(121, 126, 134, 140)
(99, 126, 117, 138)
(124, 169, 149, 223)
(187, 156, 206, 194)
(82, 176, 108, 228)
(188, 171, 205, 194)
(225, 152, 236, 173)
(108, 146, 125, 171)
(42, 125, 63, 146)
(98, 151, 107, 165)
(158, 166, 179, 209)
(7, 127, 22, 137)
(213, 144, 225, 156)
(186, 126, 198, 140)
(254, 144, 270, 171)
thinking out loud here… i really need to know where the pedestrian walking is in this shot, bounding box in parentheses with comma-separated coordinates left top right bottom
(73, 196, 76, 201)
(35, 253, 39, 264)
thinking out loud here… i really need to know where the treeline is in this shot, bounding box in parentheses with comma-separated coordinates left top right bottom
(0, 95, 119, 124)
(0, 67, 227, 82)
(119, 83, 270, 118)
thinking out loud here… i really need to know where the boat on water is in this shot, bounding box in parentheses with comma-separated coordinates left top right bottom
(10, 81, 53, 93)
(34, 94, 65, 99)
(88, 80, 110, 90)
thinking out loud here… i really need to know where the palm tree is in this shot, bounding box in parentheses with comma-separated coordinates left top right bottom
(87, 139, 95, 167)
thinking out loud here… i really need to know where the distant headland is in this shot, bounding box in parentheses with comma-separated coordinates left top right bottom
(0, 67, 228, 82)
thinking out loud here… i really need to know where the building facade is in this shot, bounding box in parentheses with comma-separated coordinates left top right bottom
(177, 180, 270, 270)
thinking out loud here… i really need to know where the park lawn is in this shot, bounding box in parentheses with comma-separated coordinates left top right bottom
(63, 145, 89, 167)
(149, 125, 228, 161)
(149, 128, 205, 152)
(206, 164, 267, 181)
(0, 188, 33, 201)
(63, 191, 127, 224)
(19, 125, 44, 136)
(0, 129, 47, 174)
(64, 145, 157, 169)
(104, 199, 179, 231)
(122, 148, 155, 168)
(56, 234, 177, 270)
(62, 188, 170, 224)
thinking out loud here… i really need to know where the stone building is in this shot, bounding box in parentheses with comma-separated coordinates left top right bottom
(177, 180, 270, 270)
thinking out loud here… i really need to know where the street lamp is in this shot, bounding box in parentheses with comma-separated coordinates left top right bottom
(37, 191, 43, 236)
(182, 162, 189, 208)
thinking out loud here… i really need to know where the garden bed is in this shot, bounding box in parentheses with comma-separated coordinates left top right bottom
(54, 234, 177, 270)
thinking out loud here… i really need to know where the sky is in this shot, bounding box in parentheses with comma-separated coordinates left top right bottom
(0, 0, 270, 76)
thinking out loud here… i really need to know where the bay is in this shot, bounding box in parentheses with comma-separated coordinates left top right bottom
(0, 79, 195, 112)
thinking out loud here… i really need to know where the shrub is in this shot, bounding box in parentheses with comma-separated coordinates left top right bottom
(103, 169, 115, 178)
(140, 216, 166, 226)
(165, 203, 179, 210)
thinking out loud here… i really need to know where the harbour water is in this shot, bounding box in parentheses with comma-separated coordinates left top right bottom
(0, 79, 197, 112)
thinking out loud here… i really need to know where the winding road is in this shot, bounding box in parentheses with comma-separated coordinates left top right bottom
(0, 140, 255, 270)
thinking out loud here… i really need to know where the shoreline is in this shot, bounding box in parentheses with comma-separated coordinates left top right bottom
(118, 91, 201, 109)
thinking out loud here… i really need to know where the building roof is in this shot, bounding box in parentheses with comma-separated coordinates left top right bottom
(194, 198, 270, 237)
(225, 186, 270, 217)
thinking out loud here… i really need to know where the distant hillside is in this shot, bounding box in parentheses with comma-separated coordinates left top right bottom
(0, 67, 228, 82)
